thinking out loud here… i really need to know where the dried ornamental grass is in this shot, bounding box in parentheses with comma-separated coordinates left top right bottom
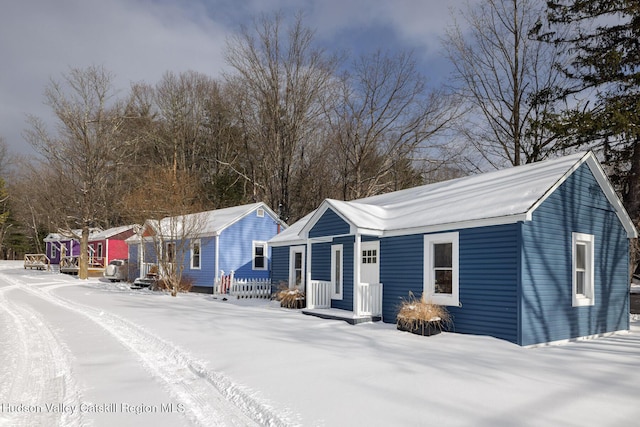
(396, 292, 452, 333)
(276, 285, 305, 309)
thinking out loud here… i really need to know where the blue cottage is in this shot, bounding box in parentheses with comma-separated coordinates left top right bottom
(269, 152, 637, 346)
(128, 202, 284, 292)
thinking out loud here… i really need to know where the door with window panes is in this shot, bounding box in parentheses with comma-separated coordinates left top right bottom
(360, 241, 380, 285)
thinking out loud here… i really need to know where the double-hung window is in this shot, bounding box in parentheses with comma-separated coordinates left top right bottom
(572, 232, 595, 307)
(424, 232, 459, 306)
(191, 239, 201, 269)
(253, 241, 268, 270)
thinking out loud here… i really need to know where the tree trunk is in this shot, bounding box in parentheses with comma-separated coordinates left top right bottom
(79, 224, 89, 279)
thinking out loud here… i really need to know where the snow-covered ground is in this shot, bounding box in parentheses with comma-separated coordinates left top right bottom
(1, 261, 639, 427)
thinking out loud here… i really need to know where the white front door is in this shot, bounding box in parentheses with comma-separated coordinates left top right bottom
(360, 241, 380, 285)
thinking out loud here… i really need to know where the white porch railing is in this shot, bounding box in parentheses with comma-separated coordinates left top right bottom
(307, 280, 331, 309)
(357, 282, 383, 317)
(215, 271, 272, 299)
(141, 262, 158, 279)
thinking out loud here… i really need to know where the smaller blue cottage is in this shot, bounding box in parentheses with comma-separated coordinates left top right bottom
(269, 152, 637, 346)
(127, 202, 284, 292)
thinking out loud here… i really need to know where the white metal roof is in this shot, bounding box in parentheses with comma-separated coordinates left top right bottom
(136, 202, 283, 240)
(271, 152, 637, 244)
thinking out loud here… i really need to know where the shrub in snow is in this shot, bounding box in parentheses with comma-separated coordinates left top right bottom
(396, 292, 452, 336)
(153, 275, 194, 296)
(275, 283, 305, 309)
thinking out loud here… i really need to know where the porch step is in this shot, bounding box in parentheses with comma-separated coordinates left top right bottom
(302, 308, 382, 325)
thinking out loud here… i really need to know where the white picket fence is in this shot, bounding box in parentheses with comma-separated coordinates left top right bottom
(215, 271, 272, 299)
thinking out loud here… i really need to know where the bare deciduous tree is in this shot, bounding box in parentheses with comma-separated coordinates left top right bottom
(24, 65, 132, 279)
(224, 11, 337, 222)
(326, 50, 459, 200)
(444, 0, 568, 169)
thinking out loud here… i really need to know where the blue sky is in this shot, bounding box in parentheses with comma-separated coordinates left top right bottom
(0, 0, 462, 155)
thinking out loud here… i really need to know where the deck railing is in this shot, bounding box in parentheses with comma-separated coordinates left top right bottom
(357, 282, 383, 317)
(307, 280, 331, 309)
(24, 254, 51, 271)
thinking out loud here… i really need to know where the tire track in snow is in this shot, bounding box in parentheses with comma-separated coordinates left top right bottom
(0, 274, 295, 427)
(0, 285, 85, 427)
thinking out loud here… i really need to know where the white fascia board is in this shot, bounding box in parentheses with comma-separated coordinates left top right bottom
(584, 155, 638, 238)
(525, 151, 637, 239)
(300, 200, 354, 239)
(354, 228, 384, 237)
(382, 213, 529, 238)
(526, 151, 590, 218)
(215, 203, 275, 234)
(268, 238, 307, 247)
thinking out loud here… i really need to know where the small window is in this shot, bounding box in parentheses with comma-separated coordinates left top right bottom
(362, 249, 377, 264)
(572, 233, 595, 307)
(424, 232, 459, 306)
(51, 245, 57, 259)
(253, 241, 267, 270)
(97, 243, 103, 259)
(191, 240, 201, 269)
(331, 244, 343, 299)
(257, 208, 265, 218)
(166, 242, 176, 263)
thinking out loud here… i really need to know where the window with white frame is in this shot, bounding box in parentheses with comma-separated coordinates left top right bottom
(289, 246, 305, 288)
(572, 232, 595, 307)
(191, 239, 201, 269)
(97, 243, 103, 259)
(51, 245, 57, 259)
(253, 241, 268, 270)
(424, 232, 459, 306)
(331, 244, 343, 299)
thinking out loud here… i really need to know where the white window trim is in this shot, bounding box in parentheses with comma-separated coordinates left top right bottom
(252, 241, 268, 271)
(97, 242, 103, 259)
(572, 232, 595, 307)
(331, 244, 343, 300)
(191, 239, 201, 270)
(289, 246, 305, 289)
(424, 232, 459, 307)
(51, 244, 57, 259)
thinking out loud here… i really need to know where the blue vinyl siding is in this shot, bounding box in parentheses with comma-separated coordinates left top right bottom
(311, 242, 331, 281)
(380, 234, 424, 321)
(271, 246, 291, 287)
(218, 210, 278, 281)
(183, 236, 216, 288)
(452, 224, 519, 343)
(309, 209, 350, 238)
(520, 164, 629, 346)
(379, 225, 519, 342)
